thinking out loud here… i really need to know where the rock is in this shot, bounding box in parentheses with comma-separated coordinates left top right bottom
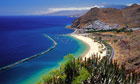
(66, 25, 72, 28)
(72, 4, 140, 29)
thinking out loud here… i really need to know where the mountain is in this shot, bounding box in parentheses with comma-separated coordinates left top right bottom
(46, 10, 88, 16)
(45, 4, 127, 16)
(71, 4, 140, 28)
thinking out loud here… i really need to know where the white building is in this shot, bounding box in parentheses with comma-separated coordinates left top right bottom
(85, 20, 119, 31)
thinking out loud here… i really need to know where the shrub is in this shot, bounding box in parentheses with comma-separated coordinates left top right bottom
(37, 54, 139, 84)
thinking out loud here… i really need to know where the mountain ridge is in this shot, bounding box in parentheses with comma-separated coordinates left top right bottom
(71, 4, 140, 28)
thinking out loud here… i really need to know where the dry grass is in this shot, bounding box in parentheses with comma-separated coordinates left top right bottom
(91, 31, 140, 73)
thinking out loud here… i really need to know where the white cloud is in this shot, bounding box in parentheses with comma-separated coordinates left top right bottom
(126, 3, 140, 6)
(34, 5, 104, 15)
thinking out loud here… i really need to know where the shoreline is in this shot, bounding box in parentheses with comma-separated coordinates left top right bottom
(0, 34, 57, 71)
(19, 34, 89, 84)
(70, 34, 106, 60)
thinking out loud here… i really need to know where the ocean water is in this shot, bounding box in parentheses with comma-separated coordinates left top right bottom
(0, 16, 88, 84)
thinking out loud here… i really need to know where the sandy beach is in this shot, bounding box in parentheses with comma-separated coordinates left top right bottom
(70, 34, 106, 60)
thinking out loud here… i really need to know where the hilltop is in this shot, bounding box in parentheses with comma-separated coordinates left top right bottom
(71, 4, 140, 29)
(71, 4, 140, 73)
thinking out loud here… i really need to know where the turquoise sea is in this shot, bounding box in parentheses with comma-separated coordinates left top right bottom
(0, 16, 88, 84)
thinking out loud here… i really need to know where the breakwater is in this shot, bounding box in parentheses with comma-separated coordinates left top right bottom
(0, 34, 57, 71)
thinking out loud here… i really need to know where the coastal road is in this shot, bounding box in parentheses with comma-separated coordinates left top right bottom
(109, 44, 115, 60)
(89, 35, 115, 60)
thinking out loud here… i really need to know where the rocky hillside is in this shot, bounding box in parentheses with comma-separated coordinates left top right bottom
(72, 4, 140, 28)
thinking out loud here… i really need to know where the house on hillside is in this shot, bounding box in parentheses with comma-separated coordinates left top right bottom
(85, 20, 119, 31)
(73, 20, 119, 34)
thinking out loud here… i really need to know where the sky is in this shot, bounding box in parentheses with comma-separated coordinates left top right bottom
(0, 0, 140, 15)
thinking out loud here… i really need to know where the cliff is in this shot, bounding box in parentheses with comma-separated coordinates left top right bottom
(72, 4, 140, 28)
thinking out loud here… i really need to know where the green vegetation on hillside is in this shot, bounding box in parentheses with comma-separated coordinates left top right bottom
(93, 37, 112, 58)
(36, 54, 139, 84)
(87, 27, 133, 33)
